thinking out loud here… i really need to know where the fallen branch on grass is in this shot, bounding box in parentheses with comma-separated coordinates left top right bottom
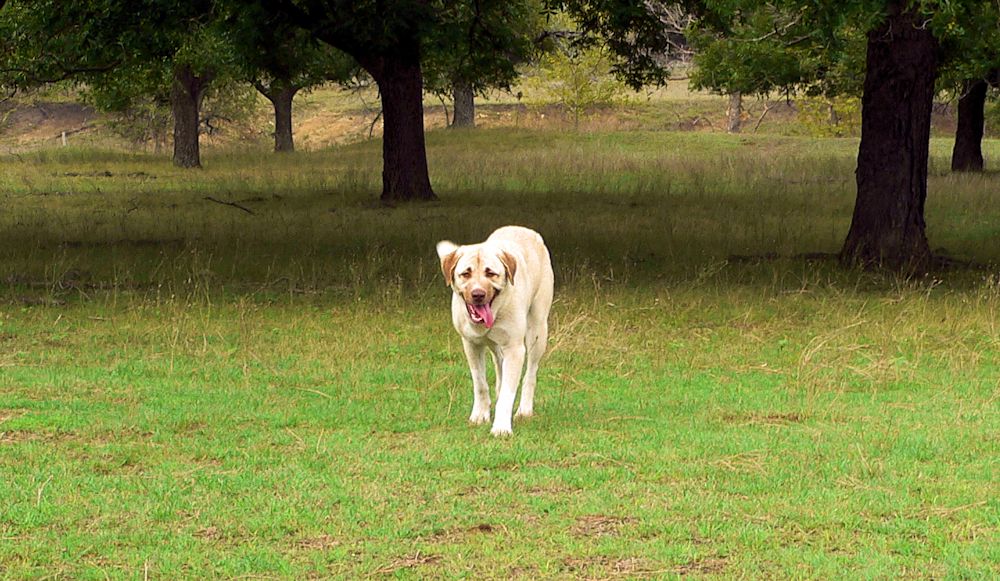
(202, 196, 255, 215)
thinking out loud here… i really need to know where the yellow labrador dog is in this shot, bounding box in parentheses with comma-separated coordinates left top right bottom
(436, 226, 554, 436)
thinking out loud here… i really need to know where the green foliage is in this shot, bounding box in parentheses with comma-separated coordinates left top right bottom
(527, 44, 634, 128)
(922, 0, 1000, 78)
(1, 0, 235, 118)
(0, 0, 123, 88)
(546, 0, 679, 89)
(985, 91, 1000, 138)
(101, 78, 260, 147)
(689, 1, 868, 99)
(689, 32, 808, 97)
(200, 78, 261, 136)
(796, 96, 861, 137)
(690, 0, 1000, 101)
(422, 0, 540, 97)
(221, 1, 359, 95)
(173, 21, 238, 79)
(241, 0, 541, 88)
(104, 97, 171, 148)
(82, 61, 172, 113)
(930, 0, 1000, 103)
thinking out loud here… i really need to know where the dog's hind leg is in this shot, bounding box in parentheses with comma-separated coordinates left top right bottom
(463, 339, 491, 425)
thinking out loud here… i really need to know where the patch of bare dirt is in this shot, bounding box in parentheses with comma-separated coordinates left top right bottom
(708, 451, 768, 475)
(720, 411, 808, 426)
(428, 522, 501, 544)
(193, 526, 223, 541)
(375, 551, 440, 575)
(0, 409, 27, 423)
(1, 101, 98, 148)
(673, 556, 728, 575)
(508, 565, 540, 579)
(294, 534, 341, 551)
(562, 556, 659, 579)
(0, 430, 37, 444)
(0, 429, 70, 444)
(526, 483, 582, 496)
(296, 111, 379, 149)
(572, 515, 636, 538)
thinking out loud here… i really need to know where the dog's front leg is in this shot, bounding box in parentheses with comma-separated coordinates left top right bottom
(491, 343, 525, 437)
(462, 339, 491, 425)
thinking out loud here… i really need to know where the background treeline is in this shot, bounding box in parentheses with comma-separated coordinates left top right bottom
(1, 0, 999, 270)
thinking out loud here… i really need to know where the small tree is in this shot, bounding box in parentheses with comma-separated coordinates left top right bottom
(529, 43, 631, 129)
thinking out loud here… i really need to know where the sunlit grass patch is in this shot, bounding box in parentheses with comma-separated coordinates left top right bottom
(1, 129, 998, 578)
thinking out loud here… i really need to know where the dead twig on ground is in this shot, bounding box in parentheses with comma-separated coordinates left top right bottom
(202, 196, 255, 215)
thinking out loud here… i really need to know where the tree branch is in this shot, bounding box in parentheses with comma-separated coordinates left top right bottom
(203, 196, 255, 215)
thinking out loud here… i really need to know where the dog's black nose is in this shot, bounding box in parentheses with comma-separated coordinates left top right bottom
(471, 289, 487, 303)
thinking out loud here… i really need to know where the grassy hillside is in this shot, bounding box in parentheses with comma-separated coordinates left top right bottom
(1, 119, 999, 577)
(0, 78, 977, 154)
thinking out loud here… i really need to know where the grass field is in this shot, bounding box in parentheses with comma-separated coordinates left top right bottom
(1, 128, 999, 579)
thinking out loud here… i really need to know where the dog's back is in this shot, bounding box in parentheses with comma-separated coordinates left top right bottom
(486, 226, 553, 304)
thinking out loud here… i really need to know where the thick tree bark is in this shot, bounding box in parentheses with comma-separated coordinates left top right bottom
(726, 91, 742, 134)
(951, 78, 987, 172)
(366, 52, 437, 203)
(170, 64, 212, 168)
(452, 83, 475, 128)
(840, 2, 938, 271)
(256, 81, 299, 152)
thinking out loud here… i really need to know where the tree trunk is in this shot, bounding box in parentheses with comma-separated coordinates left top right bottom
(828, 101, 839, 127)
(170, 64, 211, 168)
(452, 83, 475, 128)
(256, 81, 299, 153)
(951, 78, 987, 172)
(840, 2, 938, 271)
(366, 52, 437, 203)
(726, 91, 742, 134)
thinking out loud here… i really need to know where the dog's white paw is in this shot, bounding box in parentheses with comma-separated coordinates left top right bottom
(514, 408, 534, 420)
(469, 409, 491, 425)
(490, 424, 513, 437)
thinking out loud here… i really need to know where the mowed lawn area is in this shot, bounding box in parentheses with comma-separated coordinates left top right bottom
(1, 130, 998, 578)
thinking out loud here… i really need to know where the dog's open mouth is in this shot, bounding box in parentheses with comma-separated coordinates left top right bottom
(466, 300, 495, 328)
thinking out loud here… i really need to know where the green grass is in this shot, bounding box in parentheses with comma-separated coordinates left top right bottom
(1, 129, 999, 579)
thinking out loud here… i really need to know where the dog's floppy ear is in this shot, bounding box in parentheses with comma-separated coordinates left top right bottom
(499, 250, 517, 285)
(436, 241, 460, 286)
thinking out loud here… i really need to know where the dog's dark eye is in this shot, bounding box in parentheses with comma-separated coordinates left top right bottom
(485, 269, 499, 278)
(460, 270, 472, 279)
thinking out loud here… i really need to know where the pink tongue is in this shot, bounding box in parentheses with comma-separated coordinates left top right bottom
(471, 303, 495, 328)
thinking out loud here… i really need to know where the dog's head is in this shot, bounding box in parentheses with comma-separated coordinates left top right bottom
(436, 240, 517, 329)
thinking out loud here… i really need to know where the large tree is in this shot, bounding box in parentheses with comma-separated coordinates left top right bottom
(951, 77, 991, 172)
(225, 5, 359, 152)
(254, 0, 535, 203)
(941, 1, 1000, 173)
(108, 8, 233, 168)
(841, 0, 938, 269)
(950, 69, 999, 172)
(1, 0, 228, 168)
(421, 1, 539, 129)
(681, 0, 998, 269)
